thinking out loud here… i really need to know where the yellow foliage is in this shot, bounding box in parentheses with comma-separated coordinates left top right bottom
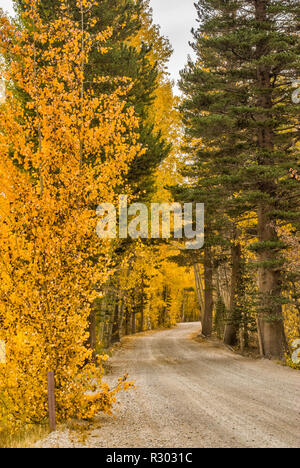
(0, 0, 139, 430)
(115, 241, 199, 331)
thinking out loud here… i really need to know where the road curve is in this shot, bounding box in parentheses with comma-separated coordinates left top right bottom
(38, 322, 300, 448)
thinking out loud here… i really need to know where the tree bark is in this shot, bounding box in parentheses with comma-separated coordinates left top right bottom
(258, 207, 286, 358)
(182, 294, 185, 322)
(193, 263, 204, 317)
(118, 296, 126, 338)
(254, 0, 287, 358)
(131, 311, 136, 335)
(125, 307, 130, 336)
(202, 245, 213, 336)
(140, 304, 144, 332)
(224, 241, 242, 346)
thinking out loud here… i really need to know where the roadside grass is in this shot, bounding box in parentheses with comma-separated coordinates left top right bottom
(0, 392, 48, 448)
(0, 423, 49, 448)
(191, 330, 262, 359)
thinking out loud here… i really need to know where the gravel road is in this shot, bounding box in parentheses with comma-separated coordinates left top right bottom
(36, 322, 300, 448)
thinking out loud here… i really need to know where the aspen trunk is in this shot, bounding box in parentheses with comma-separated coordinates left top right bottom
(125, 308, 130, 336)
(131, 311, 136, 335)
(291, 282, 300, 337)
(139, 284, 145, 332)
(182, 294, 185, 322)
(111, 302, 121, 344)
(118, 297, 126, 338)
(88, 309, 96, 362)
(140, 305, 144, 332)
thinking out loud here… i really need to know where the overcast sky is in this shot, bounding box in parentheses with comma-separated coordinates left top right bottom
(150, 0, 197, 89)
(0, 0, 13, 15)
(0, 0, 197, 91)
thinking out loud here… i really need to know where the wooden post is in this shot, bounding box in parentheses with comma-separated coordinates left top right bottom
(47, 371, 56, 432)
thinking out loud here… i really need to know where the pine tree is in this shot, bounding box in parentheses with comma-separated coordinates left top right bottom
(179, 0, 300, 358)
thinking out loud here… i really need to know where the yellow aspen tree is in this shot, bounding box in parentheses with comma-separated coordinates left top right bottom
(0, 0, 139, 429)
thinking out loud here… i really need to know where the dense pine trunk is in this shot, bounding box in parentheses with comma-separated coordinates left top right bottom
(224, 242, 242, 346)
(194, 263, 204, 318)
(258, 207, 286, 357)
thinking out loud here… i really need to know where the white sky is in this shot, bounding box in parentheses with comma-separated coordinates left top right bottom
(150, 0, 197, 90)
(0, 0, 13, 16)
(0, 0, 197, 91)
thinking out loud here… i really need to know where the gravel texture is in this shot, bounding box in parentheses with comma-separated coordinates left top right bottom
(35, 322, 300, 448)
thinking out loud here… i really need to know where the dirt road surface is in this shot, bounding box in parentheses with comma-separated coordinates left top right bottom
(37, 322, 300, 448)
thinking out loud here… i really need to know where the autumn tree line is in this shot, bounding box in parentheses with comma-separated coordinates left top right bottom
(0, 0, 199, 432)
(93, 0, 300, 367)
